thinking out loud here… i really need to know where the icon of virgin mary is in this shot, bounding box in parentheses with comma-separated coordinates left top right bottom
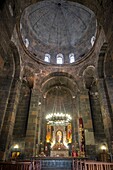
(56, 130, 63, 143)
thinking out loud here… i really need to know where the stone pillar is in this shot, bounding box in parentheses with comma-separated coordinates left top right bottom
(72, 95, 79, 144)
(25, 89, 40, 158)
(105, 78, 113, 123)
(79, 89, 96, 159)
(88, 83, 107, 158)
(106, 77, 113, 153)
(40, 98, 46, 147)
(0, 75, 13, 134)
(13, 80, 31, 137)
(0, 78, 21, 160)
(37, 104, 42, 154)
(98, 77, 113, 153)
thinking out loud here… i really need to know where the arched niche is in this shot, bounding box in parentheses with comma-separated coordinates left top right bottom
(83, 65, 96, 89)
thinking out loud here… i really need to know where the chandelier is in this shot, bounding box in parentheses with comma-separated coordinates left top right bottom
(46, 112, 72, 125)
(45, 86, 72, 125)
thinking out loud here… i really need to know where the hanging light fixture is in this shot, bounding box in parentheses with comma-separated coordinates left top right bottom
(45, 86, 72, 125)
(46, 112, 72, 125)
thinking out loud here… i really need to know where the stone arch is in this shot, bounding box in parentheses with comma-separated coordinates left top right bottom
(97, 42, 108, 78)
(79, 64, 95, 77)
(10, 42, 21, 79)
(40, 71, 79, 96)
(104, 50, 113, 78)
(41, 72, 77, 85)
(83, 65, 96, 89)
(39, 72, 81, 151)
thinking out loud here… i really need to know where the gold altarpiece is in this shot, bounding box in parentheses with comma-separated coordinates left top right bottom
(46, 123, 72, 157)
(44, 117, 85, 157)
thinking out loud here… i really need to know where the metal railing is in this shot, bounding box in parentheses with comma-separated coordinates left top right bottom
(73, 160, 113, 170)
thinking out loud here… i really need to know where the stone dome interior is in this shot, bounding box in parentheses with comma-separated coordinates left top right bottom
(20, 0, 97, 65)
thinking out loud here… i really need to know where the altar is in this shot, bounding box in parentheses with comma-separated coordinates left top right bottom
(45, 121, 72, 157)
(43, 84, 86, 159)
(50, 141, 69, 157)
(51, 150, 69, 157)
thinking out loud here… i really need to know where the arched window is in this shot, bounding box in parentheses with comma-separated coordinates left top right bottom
(20, 23, 22, 30)
(91, 36, 95, 46)
(44, 53, 51, 63)
(9, 3, 13, 16)
(69, 53, 75, 63)
(56, 53, 63, 64)
(24, 38, 29, 48)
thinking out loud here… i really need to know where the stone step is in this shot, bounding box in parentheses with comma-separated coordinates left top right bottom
(40, 159, 72, 170)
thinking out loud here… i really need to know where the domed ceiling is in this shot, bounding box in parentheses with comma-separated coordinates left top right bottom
(20, 0, 97, 65)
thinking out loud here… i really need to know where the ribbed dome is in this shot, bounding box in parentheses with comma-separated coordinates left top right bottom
(20, 0, 97, 65)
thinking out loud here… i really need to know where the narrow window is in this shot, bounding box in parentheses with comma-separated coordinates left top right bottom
(69, 53, 75, 63)
(20, 23, 22, 30)
(91, 36, 95, 46)
(44, 54, 51, 63)
(9, 3, 13, 16)
(56, 53, 63, 64)
(24, 38, 29, 48)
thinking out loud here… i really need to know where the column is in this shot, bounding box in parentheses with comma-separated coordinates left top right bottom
(98, 77, 113, 154)
(79, 89, 96, 158)
(0, 78, 21, 160)
(24, 89, 40, 158)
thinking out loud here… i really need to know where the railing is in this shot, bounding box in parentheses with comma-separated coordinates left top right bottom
(0, 160, 41, 170)
(0, 161, 30, 170)
(73, 159, 113, 170)
(0, 159, 113, 170)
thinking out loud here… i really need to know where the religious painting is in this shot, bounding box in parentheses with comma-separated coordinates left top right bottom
(67, 123, 72, 143)
(11, 151, 20, 159)
(79, 117, 85, 157)
(46, 124, 51, 142)
(56, 130, 63, 143)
